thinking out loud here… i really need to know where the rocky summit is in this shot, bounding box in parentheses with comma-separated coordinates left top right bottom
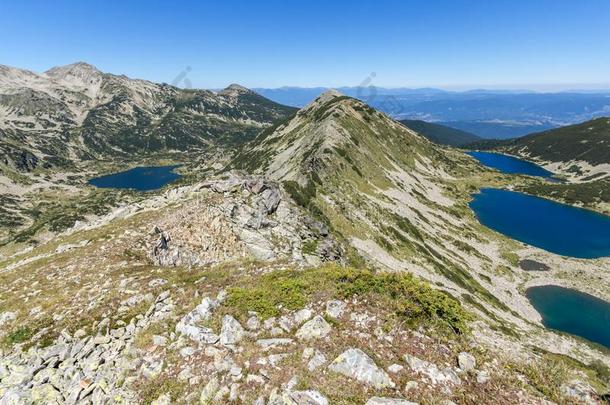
(0, 77, 609, 405)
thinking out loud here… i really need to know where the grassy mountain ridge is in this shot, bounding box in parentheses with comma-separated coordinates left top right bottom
(231, 91, 525, 315)
(466, 117, 610, 183)
(503, 117, 610, 167)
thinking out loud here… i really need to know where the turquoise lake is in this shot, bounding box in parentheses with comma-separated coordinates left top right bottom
(467, 151, 555, 179)
(469, 188, 610, 258)
(526, 285, 610, 348)
(89, 165, 182, 191)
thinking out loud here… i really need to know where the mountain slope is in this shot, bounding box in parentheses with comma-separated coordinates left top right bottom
(225, 93, 610, 387)
(232, 91, 530, 314)
(500, 117, 610, 180)
(399, 119, 481, 146)
(0, 63, 296, 171)
(467, 117, 610, 182)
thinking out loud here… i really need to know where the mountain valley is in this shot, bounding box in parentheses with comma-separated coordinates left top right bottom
(0, 65, 609, 404)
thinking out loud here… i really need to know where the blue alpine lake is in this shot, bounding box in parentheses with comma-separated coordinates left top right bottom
(88, 165, 182, 191)
(467, 151, 555, 179)
(469, 188, 610, 258)
(526, 285, 610, 348)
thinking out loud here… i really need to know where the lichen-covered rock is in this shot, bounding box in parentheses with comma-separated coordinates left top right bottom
(287, 390, 329, 405)
(457, 352, 476, 372)
(404, 354, 460, 386)
(328, 348, 395, 389)
(199, 376, 220, 404)
(307, 350, 327, 371)
(295, 315, 331, 340)
(219, 315, 245, 346)
(325, 300, 346, 319)
(175, 296, 221, 344)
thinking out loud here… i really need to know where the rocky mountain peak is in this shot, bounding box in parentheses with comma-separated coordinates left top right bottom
(45, 61, 101, 76)
(219, 83, 253, 97)
(44, 61, 104, 91)
(305, 89, 344, 108)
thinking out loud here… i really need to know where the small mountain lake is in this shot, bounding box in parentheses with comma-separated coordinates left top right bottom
(88, 165, 182, 191)
(467, 151, 555, 179)
(526, 285, 610, 348)
(470, 188, 610, 258)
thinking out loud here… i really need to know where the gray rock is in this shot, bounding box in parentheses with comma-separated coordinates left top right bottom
(457, 352, 476, 372)
(295, 315, 331, 340)
(0, 311, 16, 327)
(328, 348, 395, 389)
(476, 370, 490, 384)
(366, 398, 418, 405)
(239, 229, 276, 260)
(562, 380, 597, 404)
(256, 338, 294, 349)
(245, 178, 268, 194)
(175, 297, 221, 344)
(180, 347, 196, 357)
(404, 354, 460, 386)
(288, 390, 329, 405)
(317, 238, 341, 261)
(260, 188, 281, 214)
(246, 315, 260, 331)
(294, 308, 314, 325)
(325, 300, 346, 319)
(219, 315, 245, 346)
(404, 381, 418, 391)
(200, 376, 220, 404)
(387, 364, 404, 373)
(152, 335, 168, 346)
(307, 350, 327, 371)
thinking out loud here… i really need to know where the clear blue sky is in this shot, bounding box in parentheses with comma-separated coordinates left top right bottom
(1, 0, 609, 90)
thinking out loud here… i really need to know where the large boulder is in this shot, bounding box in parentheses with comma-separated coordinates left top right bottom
(404, 354, 460, 386)
(328, 348, 395, 389)
(295, 315, 331, 340)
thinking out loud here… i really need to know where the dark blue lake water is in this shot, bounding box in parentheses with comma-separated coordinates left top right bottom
(89, 165, 182, 191)
(526, 285, 610, 348)
(467, 151, 554, 179)
(470, 188, 610, 258)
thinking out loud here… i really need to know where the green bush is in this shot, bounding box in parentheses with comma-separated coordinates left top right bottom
(225, 264, 472, 333)
(3, 327, 33, 345)
(302, 240, 319, 255)
(282, 180, 317, 208)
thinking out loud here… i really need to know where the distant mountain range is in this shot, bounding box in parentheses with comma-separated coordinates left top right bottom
(0, 62, 296, 172)
(254, 87, 610, 139)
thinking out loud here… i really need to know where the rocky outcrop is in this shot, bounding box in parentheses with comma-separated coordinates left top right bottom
(148, 174, 343, 268)
(0, 292, 173, 404)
